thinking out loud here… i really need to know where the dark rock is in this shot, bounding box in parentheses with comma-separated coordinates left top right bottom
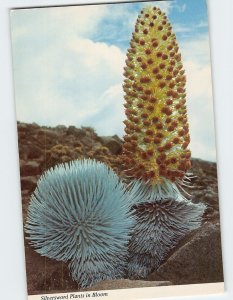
(147, 272, 166, 282)
(73, 141, 83, 148)
(81, 126, 96, 136)
(21, 176, 38, 191)
(18, 123, 29, 132)
(67, 126, 86, 138)
(203, 191, 218, 203)
(37, 129, 58, 139)
(84, 279, 172, 291)
(31, 122, 40, 129)
(101, 136, 122, 155)
(92, 142, 104, 150)
(21, 190, 30, 198)
(27, 145, 43, 159)
(18, 131, 26, 139)
(20, 161, 41, 176)
(56, 125, 67, 130)
(191, 158, 218, 178)
(155, 222, 224, 284)
(19, 159, 26, 167)
(25, 241, 77, 295)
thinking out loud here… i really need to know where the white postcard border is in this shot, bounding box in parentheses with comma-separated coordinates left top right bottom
(28, 282, 224, 300)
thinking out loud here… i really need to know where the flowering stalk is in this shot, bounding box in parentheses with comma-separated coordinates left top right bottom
(122, 6, 206, 279)
(122, 6, 191, 186)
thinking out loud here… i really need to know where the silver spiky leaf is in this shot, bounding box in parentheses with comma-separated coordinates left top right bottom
(127, 180, 206, 279)
(25, 159, 135, 287)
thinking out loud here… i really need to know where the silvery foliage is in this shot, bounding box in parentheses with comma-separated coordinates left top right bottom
(127, 179, 206, 279)
(25, 159, 135, 287)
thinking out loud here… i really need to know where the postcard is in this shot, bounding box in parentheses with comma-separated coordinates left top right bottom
(10, 0, 224, 299)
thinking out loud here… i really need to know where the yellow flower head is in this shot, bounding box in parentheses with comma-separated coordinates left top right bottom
(122, 6, 191, 185)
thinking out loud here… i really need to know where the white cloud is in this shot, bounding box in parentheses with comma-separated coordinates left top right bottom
(196, 20, 208, 28)
(86, 84, 125, 136)
(181, 34, 211, 65)
(12, 5, 125, 128)
(155, 2, 174, 15)
(185, 61, 212, 99)
(11, 5, 108, 41)
(173, 23, 192, 33)
(67, 38, 125, 75)
(14, 33, 126, 129)
(174, 3, 187, 13)
(179, 35, 216, 161)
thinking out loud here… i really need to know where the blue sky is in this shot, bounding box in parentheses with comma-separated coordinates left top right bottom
(10, 0, 217, 161)
(91, 0, 208, 48)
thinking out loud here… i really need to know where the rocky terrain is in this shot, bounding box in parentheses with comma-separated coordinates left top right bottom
(17, 122, 224, 295)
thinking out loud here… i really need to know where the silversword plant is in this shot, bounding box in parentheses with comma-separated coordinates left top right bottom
(25, 159, 135, 287)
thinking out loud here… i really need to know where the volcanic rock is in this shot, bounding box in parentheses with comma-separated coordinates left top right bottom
(152, 222, 224, 284)
(20, 161, 41, 176)
(84, 279, 172, 291)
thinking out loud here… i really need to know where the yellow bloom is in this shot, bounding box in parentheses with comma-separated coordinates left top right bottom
(122, 6, 191, 185)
